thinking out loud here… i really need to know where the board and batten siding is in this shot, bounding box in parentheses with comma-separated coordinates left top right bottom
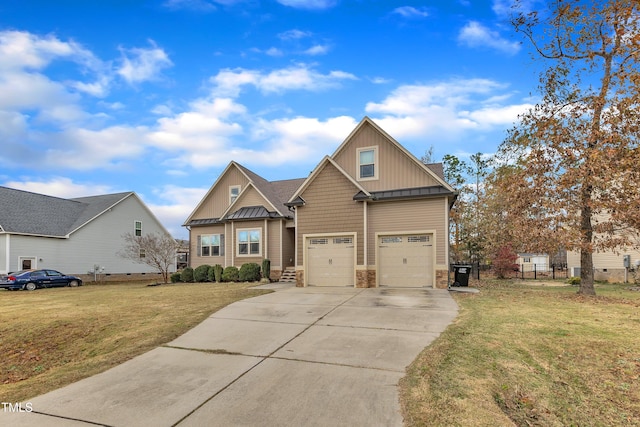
(296, 162, 365, 265)
(191, 166, 250, 220)
(367, 198, 447, 266)
(234, 186, 271, 210)
(6, 195, 173, 276)
(332, 123, 440, 192)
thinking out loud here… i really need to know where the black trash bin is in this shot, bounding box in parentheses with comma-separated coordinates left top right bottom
(452, 264, 472, 287)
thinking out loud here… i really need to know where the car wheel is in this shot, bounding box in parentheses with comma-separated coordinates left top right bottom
(69, 280, 79, 287)
(24, 282, 37, 291)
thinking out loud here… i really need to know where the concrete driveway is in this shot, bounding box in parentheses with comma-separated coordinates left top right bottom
(2, 284, 458, 427)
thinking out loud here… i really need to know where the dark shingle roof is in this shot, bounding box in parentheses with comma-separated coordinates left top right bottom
(234, 164, 304, 215)
(424, 163, 445, 181)
(0, 187, 132, 237)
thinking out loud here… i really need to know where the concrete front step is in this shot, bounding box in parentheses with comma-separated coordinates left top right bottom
(279, 269, 296, 283)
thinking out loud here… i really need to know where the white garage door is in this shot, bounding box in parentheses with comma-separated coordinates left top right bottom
(378, 234, 433, 287)
(307, 236, 355, 286)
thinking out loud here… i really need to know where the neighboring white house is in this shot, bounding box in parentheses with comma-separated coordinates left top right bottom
(516, 253, 550, 272)
(0, 187, 176, 279)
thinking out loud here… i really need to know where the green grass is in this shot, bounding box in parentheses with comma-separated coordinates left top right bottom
(0, 281, 270, 402)
(400, 280, 640, 427)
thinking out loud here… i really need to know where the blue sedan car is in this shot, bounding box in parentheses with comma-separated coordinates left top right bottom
(0, 269, 83, 291)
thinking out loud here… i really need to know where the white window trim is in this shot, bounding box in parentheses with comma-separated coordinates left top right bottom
(134, 220, 142, 237)
(229, 185, 241, 205)
(236, 228, 262, 257)
(201, 234, 224, 257)
(356, 146, 379, 181)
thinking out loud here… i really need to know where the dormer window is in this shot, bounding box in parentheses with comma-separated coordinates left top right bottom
(357, 146, 378, 180)
(229, 185, 241, 204)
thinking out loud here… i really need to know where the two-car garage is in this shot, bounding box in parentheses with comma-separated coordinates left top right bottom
(304, 233, 434, 288)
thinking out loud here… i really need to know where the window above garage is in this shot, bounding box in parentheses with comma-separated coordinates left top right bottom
(357, 146, 378, 181)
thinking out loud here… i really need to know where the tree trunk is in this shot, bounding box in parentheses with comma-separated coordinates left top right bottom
(579, 191, 596, 295)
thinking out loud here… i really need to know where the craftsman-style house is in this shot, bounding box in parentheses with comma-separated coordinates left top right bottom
(184, 117, 456, 288)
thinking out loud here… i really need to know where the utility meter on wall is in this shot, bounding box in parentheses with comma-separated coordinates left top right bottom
(623, 255, 631, 268)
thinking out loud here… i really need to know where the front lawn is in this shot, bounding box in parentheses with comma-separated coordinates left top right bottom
(400, 280, 640, 426)
(0, 281, 270, 402)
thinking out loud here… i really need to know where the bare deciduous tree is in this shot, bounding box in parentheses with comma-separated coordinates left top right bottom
(119, 232, 179, 283)
(500, 0, 640, 295)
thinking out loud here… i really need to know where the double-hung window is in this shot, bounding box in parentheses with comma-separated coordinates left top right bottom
(229, 185, 241, 205)
(201, 234, 224, 257)
(134, 220, 142, 236)
(237, 229, 261, 256)
(357, 146, 378, 180)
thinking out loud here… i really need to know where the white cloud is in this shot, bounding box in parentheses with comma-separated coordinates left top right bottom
(148, 98, 246, 166)
(163, 0, 217, 12)
(117, 41, 173, 84)
(0, 30, 101, 72)
(370, 76, 392, 84)
(276, 0, 337, 10)
(38, 125, 150, 170)
(210, 64, 357, 97)
(266, 47, 284, 57)
(392, 6, 429, 19)
(146, 185, 210, 237)
(365, 79, 531, 139)
(278, 29, 312, 41)
(303, 44, 331, 55)
(3, 177, 116, 199)
(458, 21, 520, 55)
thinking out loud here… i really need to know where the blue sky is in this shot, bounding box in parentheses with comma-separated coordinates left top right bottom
(0, 0, 540, 238)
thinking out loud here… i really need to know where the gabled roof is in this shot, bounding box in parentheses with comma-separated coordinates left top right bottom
(233, 164, 305, 217)
(184, 162, 306, 227)
(0, 187, 138, 238)
(286, 156, 370, 205)
(331, 116, 456, 193)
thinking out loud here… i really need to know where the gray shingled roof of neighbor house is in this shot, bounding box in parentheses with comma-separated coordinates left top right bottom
(0, 186, 132, 237)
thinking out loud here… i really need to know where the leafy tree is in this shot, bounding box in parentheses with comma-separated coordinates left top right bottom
(119, 232, 179, 283)
(500, 0, 640, 295)
(442, 154, 471, 263)
(491, 244, 519, 279)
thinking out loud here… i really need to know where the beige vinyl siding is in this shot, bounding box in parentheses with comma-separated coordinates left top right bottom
(296, 162, 364, 265)
(191, 166, 250, 220)
(191, 224, 226, 269)
(332, 122, 440, 192)
(367, 198, 447, 266)
(234, 186, 270, 209)
(267, 220, 281, 268)
(568, 248, 640, 270)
